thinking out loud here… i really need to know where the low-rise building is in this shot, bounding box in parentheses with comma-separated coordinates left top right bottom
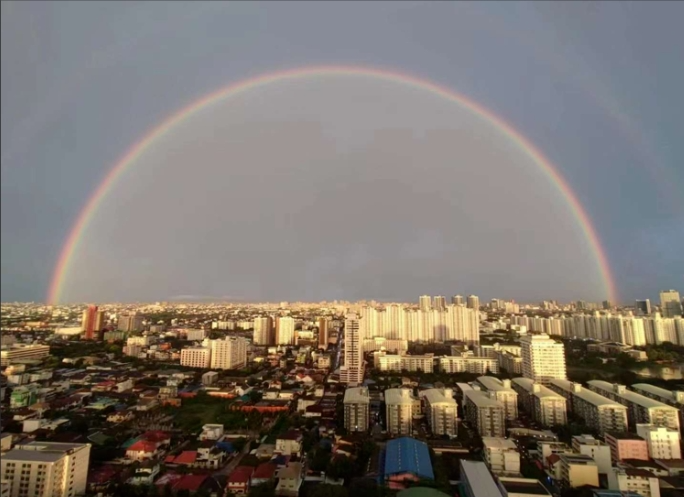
(275, 431, 303, 456)
(482, 437, 520, 476)
(604, 431, 649, 462)
(439, 355, 499, 374)
(608, 466, 660, 497)
(572, 435, 611, 474)
(180, 347, 211, 368)
(275, 462, 303, 497)
(227, 466, 254, 495)
(559, 454, 599, 488)
(636, 424, 682, 459)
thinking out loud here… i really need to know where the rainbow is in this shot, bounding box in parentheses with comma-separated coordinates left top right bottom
(47, 65, 618, 304)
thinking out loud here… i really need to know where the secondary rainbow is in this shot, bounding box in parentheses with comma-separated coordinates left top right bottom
(47, 65, 618, 304)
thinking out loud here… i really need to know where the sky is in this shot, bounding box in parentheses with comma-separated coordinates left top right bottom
(1, 1, 682, 305)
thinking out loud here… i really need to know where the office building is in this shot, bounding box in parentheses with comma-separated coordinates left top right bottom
(117, 313, 143, 332)
(608, 466, 660, 497)
(548, 380, 628, 435)
(466, 295, 480, 310)
(253, 317, 275, 345)
(0, 345, 51, 367)
(521, 334, 566, 384)
(419, 296, 432, 312)
(452, 295, 464, 306)
(482, 437, 520, 475)
(512, 377, 567, 427)
(343, 387, 370, 433)
(587, 380, 680, 431)
(604, 432, 649, 462)
(635, 424, 682, 459)
(385, 389, 421, 436)
(660, 289, 683, 318)
(210, 337, 247, 370)
(180, 347, 211, 368)
(275, 317, 295, 345)
(420, 388, 458, 437)
(572, 435, 611, 474)
(463, 390, 506, 437)
(635, 300, 652, 316)
(476, 377, 518, 421)
(0, 441, 91, 497)
(340, 313, 364, 385)
(318, 318, 329, 349)
(81, 305, 105, 340)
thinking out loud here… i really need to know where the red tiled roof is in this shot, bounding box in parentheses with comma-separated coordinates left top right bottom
(142, 430, 170, 443)
(252, 462, 277, 479)
(228, 466, 254, 483)
(173, 451, 198, 465)
(128, 441, 157, 453)
(173, 474, 207, 492)
(165, 455, 176, 464)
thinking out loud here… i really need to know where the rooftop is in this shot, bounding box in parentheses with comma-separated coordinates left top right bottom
(482, 437, 517, 450)
(477, 376, 515, 392)
(343, 386, 370, 404)
(498, 477, 552, 496)
(384, 437, 434, 480)
(549, 379, 627, 409)
(460, 460, 501, 497)
(420, 388, 456, 406)
(588, 380, 679, 410)
(385, 388, 418, 405)
(605, 431, 645, 441)
(464, 390, 504, 408)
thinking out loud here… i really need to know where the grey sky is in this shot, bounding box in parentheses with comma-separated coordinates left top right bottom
(1, 1, 682, 304)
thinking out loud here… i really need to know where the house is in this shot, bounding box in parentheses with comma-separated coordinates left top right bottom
(275, 462, 303, 497)
(107, 409, 136, 424)
(172, 451, 198, 466)
(128, 462, 160, 486)
(199, 424, 225, 441)
(275, 430, 303, 456)
(126, 440, 160, 461)
(196, 445, 225, 469)
(251, 462, 278, 486)
(227, 466, 254, 494)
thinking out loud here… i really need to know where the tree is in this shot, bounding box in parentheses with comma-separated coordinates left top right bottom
(326, 456, 355, 481)
(309, 485, 348, 497)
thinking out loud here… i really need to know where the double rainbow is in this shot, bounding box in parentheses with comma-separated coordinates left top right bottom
(47, 65, 617, 304)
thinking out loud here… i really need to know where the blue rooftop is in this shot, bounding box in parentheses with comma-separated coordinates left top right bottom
(384, 437, 434, 480)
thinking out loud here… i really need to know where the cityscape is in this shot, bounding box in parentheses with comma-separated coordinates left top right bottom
(1, 291, 683, 497)
(2, 3, 684, 497)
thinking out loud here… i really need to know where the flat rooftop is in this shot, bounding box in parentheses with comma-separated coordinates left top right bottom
(464, 390, 504, 408)
(589, 380, 679, 410)
(499, 477, 551, 496)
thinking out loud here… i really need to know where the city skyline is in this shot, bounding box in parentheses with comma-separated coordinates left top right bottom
(2, 2, 683, 304)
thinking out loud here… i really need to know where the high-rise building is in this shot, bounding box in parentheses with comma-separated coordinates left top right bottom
(180, 347, 211, 368)
(433, 296, 446, 311)
(520, 333, 567, 385)
(1, 441, 91, 497)
(660, 290, 683, 318)
(463, 390, 506, 437)
(318, 317, 329, 349)
(452, 295, 464, 306)
(340, 313, 364, 385)
(635, 299, 652, 316)
(421, 388, 458, 436)
(511, 378, 567, 427)
(81, 305, 105, 340)
(210, 337, 248, 370)
(253, 316, 274, 345)
(467, 295, 480, 310)
(385, 388, 420, 435)
(343, 386, 370, 432)
(476, 377, 518, 421)
(419, 295, 432, 311)
(117, 313, 143, 332)
(636, 424, 681, 459)
(275, 317, 295, 345)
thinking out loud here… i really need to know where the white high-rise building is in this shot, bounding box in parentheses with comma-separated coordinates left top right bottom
(452, 295, 464, 306)
(420, 388, 458, 436)
(636, 424, 681, 459)
(253, 316, 274, 345)
(660, 290, 683, 318)
(275, 317, 295, 345)
(340, 313, 364, 385)
(433, 296, 447, 311)
(476, 377, 518, 421)
(467, 295, 480, 310)
(343, 386, 370, 432)
(419, 295, 432, 312)
(210, 337, 247, 370)
(521, 333, 566, 385)
(180, 347, 211, 368)
(385, 388, 421, 435)
(1, 441, 91, 497)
